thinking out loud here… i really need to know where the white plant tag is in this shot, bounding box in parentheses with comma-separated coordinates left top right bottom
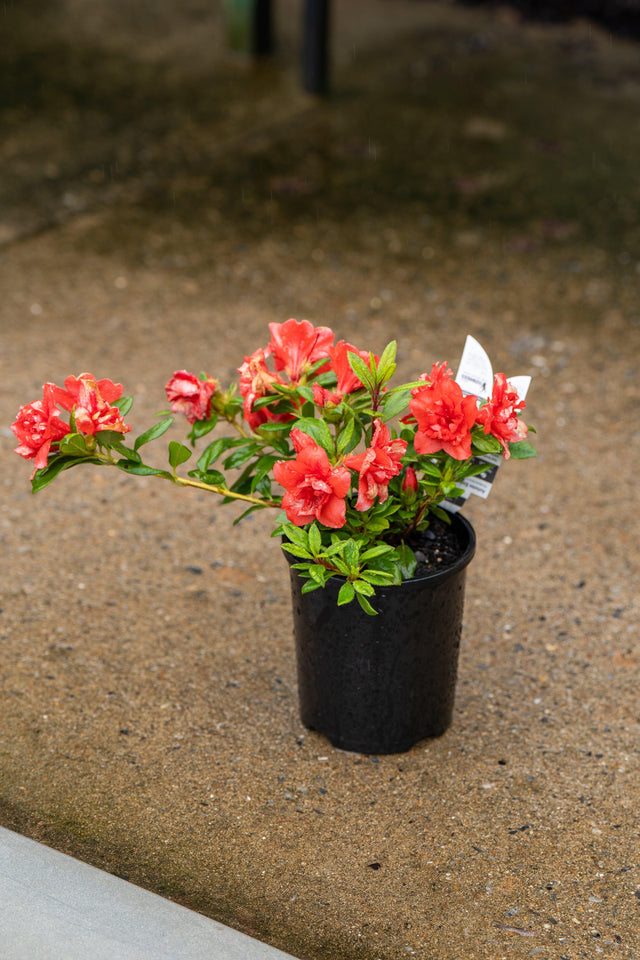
(455, 334, 495, 400)
(441, 336, 530, 512)
(455, 335, 531, 402)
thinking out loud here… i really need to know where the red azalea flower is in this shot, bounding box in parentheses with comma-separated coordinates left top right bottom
(237, 347, 286, 429)
(409, 376, 477, 461)
(52, 373, 124, 410)
(268, 319, 334, 383)
(344, 419, 407, 511)
(401, 364, 454, 426)
(331, 339, 375, 396)
(475, 372, 528, 459)
(11, 382, 71, 473)
(273, 429, 350, 528)
(52, 373, 130, 436)
(165, 371, 218, 424)
(424, 361, 454, 386)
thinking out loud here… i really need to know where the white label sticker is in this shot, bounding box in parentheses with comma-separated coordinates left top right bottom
(440, 337, 530, 512)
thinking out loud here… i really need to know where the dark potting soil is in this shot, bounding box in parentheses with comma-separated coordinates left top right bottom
(406, 518, 467, 577)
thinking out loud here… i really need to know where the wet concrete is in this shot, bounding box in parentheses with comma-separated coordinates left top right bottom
(1, 1, 639, 958)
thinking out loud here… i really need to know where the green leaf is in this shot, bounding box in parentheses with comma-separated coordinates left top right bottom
(115, 461, 172, 478)
(112, 395, 134, 416)
(353, 579, 375, 597)
(232, 504, 264, 525)
(460, 461, 494, 478)
(30, 455, 86, 492)
(197, 436, 244, 472)
(347, 352, 376, 392)
(335, 417, 355, 456)
(365, 555, 402, 585)
(356, 592, 378, 616)
(251, 393, 284, 410)
(306, 355, 332, 378)
(430, 505, 452, 524)
(227, 469, 253, 496)
(395, 544, 417, 580)
(108, 442, 140, 462)
(255, 420, 290, 434)
(330, 556, 351, 577)
(441, 481, 460, 496)
(337, 581, 355, 605)
(223, 443, 260, 470)
(293, 417, 334, 456)
(187, 416, 218, 442)
(250, 454, 279, 493)
(308, 564, 328, 584)
(281, 543, 314, 560)
(509, 440, 537, 459)
(360, 544, 395, 561)
(295, 385, 315, 404)
(321, 541, 347, 558)
(280, 524, 308, 548)
(134, 416, 174, 451)
(362, 517, 390, 535)
(471, 432, 502, 455)
(358, 569, 395, 586)
(301, 579, 323, 594)
(342, 539, 360, 570)
(97, 430, 130, 447)
(58, 433, 89, 457)
(308, 523, 322, 556)
(269, 436, 291, 456)
(417, 460, 444, 479)
(169, 441, 192, 469)
(381, 388, 410, 422)
(376, 340, 397, 385)
(189, 467, 225, 486)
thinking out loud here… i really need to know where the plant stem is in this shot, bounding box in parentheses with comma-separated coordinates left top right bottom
(171, 473, 279, 508)
(401, 496, 434, 538)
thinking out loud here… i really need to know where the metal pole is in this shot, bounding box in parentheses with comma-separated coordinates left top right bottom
(302, 0, 330, 95)
(253, 0, 273, 56)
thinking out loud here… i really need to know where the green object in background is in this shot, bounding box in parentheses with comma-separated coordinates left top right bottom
(223, 0, 272, 56)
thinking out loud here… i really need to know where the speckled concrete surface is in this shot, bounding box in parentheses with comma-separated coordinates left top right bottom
(1, 2, 639, 958)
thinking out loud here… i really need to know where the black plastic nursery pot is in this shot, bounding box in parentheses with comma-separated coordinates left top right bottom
(285, 514, 476, 754)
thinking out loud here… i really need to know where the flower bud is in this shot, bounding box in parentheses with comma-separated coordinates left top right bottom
(402, 467, 418, 493)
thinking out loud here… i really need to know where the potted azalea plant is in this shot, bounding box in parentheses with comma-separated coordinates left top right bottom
(12, 319, 535, 753)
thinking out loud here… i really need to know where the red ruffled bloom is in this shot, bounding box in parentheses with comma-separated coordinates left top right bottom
(475, 372, 528, 459)
(52, 373, 130, 436)
(165, 371, 218, 424)
(344, 419, 407, 511)
(268, 319, 334, 383)
(52, 374, 124, 411)
(425, 361, 454, 386)
(237, 347, 287, 430)
(50, 373, 130, 435)
(410, 369, 478, 461)
(11, 383, 71, 473)
(273, 429, 350, 528)
(400, 362, 454, 426)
